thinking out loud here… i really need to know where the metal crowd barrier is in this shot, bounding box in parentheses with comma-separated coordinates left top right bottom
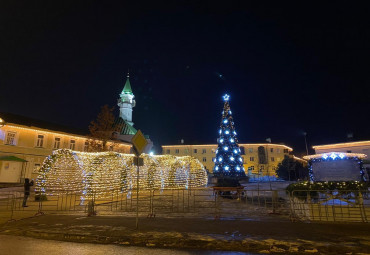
(289, 190, 369, 223)
(2, 187, 368, 223)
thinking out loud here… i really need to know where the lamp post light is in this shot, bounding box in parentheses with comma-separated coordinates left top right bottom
(303, 132, 309, 155)
(0, 118, 5, 128)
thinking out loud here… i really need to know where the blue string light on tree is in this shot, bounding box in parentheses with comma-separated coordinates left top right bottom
(213, 94, 246, 178)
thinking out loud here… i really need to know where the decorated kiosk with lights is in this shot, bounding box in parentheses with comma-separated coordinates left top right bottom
(303, 152, 366, 182)
(213, 94, 246, 193)
(287, 152, 369, 222)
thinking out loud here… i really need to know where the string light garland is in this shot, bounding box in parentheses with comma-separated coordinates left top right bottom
(213, 94, 246, 178)
(36, 149, 208, 200)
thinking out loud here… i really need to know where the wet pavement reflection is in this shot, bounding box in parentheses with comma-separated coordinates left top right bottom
(0, 235, 255, 255)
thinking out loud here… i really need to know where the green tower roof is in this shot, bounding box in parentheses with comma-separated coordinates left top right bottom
(121, 73, 133, 95)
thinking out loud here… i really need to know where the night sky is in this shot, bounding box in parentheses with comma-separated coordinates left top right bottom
(1, 1, 369, 155)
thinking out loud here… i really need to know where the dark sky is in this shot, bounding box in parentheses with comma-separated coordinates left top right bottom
(1, 1, 369, 155)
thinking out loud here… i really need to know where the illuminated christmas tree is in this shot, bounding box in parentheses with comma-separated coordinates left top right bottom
(213, 94, 246, 179)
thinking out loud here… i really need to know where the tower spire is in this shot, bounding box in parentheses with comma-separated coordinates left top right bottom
(118, 71, 136, 125)
(121, 71, 133, 95)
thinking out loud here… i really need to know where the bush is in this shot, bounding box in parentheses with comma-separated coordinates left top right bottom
(286, 181, 370, 199)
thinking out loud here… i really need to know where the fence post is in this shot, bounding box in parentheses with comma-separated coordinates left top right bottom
(87, 191, 96, 216)
(8, 194, 15, 222)
(272, 190, 278, 214)
(357, 191, 367, 223)
(289, 191, 295, 221)
(214, 190, 220, 219)
(35, 191, 44, 216)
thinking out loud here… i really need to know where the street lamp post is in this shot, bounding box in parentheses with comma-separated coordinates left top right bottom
(303, 132, 309, 155)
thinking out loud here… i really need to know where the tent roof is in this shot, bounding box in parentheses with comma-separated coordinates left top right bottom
(0, 156, 28, 162)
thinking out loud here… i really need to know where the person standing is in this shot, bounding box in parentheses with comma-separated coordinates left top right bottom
(23, 178, 34, 207)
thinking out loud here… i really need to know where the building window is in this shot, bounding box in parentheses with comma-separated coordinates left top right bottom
(248, 166, 254, 171)
(166, 149, 170, 154)
(69, 140, 76, 150)
(184, 149, 189, 154)
(271, 157, 275, 162)
(249, 148, 253, 153)
(202, 149, 206, 154)
(277, 148, 281, 153)
(347, 150, 352, 153)
(270, 148, 273, 153)
(36, 134, 44, 147)
(250, 157, 254, 161)
(175, 149, 179, 154)
(5, 131, 16, 145)
(240, 147, 245, 155)
(84, 141, 89, 151)
(194, 149, 197, 153)
(33, 163, 41, 173)
(202, 157, 207, 162)
(283, 149, 289, 153)
(54, 137, 61, 149)
(260, 165, 264, 171)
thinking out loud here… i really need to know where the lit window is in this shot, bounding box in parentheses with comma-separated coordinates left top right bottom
(33, 163, 41, 173)
(202, 157, 207, 162)
(271, 157, 275, 162)
(240, 147, 245, 155)
(175, 149, 179, 154)
(248, 166, 254, 171)
(250, 157, 254, 161)
(54, 137, 61, 149)
(5, 131, 16, 145)
(36, 134, 44, 147)
(260, 165, 264, 170)
(283, 149, 289, 153)
(69, 140, 76, 150)
(84, 141, 89, 151)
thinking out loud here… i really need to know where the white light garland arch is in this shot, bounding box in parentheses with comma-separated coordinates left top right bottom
(36, 149, 208, 199)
